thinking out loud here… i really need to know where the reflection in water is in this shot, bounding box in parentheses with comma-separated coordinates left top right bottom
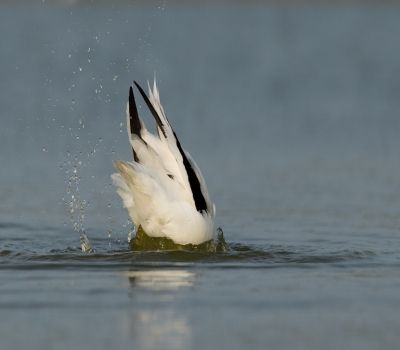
(122, 270, 195, 290)
(129, 310, 191, 350)
(122, 270, 194, 349)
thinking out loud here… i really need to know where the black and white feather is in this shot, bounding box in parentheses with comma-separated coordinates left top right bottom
(112, 79, 215, 245)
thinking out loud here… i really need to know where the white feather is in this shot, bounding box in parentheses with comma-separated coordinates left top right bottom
(112, 78, 215, 245)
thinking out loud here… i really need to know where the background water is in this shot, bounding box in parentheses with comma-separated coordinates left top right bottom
(1, 1, 400, 349)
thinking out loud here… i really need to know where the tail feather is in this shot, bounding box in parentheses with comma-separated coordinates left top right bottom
(111, 172, 134, 209)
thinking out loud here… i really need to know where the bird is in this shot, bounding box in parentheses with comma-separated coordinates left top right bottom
(111, 79, 216, 246)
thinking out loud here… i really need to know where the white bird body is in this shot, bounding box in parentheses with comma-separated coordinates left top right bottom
(112, 80, 215, 246)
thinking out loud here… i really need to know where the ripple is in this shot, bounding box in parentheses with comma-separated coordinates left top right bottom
(0, 242, 383, 271)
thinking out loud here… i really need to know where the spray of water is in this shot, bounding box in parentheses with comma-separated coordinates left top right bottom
(61, 117, 94, 253)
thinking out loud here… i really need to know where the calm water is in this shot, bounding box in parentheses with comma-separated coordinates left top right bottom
(1, 2, 400, 349)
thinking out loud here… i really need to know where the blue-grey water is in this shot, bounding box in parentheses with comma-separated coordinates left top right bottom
(1, 2, 400, 349)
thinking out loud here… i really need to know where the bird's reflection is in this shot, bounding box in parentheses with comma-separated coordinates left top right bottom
(121, 269, 195, 349)
(122, 270, 195, 291)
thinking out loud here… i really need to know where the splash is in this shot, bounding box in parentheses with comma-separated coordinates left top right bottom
(80, 231, 94, 253)
(61, 117, 93, 253)
(64, 152, 86, 235)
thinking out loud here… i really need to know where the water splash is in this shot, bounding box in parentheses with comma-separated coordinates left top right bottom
(127, 225, 136, 243)
(65, 155, 86, 234)
(216, 227, 230, 252)
(80, 231, 94, 253)
(61, 117, 91, 250)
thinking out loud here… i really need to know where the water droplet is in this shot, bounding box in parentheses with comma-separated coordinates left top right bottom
(72, 166, 77, 174)
(113, 75, 117, 81)
(87, 47, 91, 52)
(99, 137, 102, 141)
(88, 58, 91, 63)
(79, 118, 82, 124)
(42, 147, 46, 152)
(66, 187, 70, 193)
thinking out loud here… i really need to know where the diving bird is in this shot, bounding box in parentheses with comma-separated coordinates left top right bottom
(112, 79, 215, 245)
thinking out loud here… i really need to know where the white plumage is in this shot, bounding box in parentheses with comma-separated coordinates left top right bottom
(112, 79, 215, 245)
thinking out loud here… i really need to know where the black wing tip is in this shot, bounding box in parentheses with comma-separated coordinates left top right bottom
(128, 81, 146, 161)
(133, 81, 146, 97)
(133, 80, 167, 139)
(133, 81, 141, 90)
(129, 86, 134, 109)
(128, 85, 136, 114)
(128, 85, 139, 131)
(133, 79, 208, 213)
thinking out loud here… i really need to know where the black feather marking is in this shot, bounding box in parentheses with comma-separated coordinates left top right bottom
(132, 149, 139, 162)
(129, 86, 141, 137)
(134, 81, 208, 213)
(134, 81, 167, 138)
(173, 131, 208, 213)
(128, 85, 145, 162)
(167, 174, 174, 179)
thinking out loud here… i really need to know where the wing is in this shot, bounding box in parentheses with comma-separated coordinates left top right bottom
(128, 80, 212, 215)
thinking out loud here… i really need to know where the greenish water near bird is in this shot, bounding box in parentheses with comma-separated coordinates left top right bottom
(129, 226, 230, 252)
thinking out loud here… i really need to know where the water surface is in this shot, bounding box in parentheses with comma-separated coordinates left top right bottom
(1, 2, 400, 349)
